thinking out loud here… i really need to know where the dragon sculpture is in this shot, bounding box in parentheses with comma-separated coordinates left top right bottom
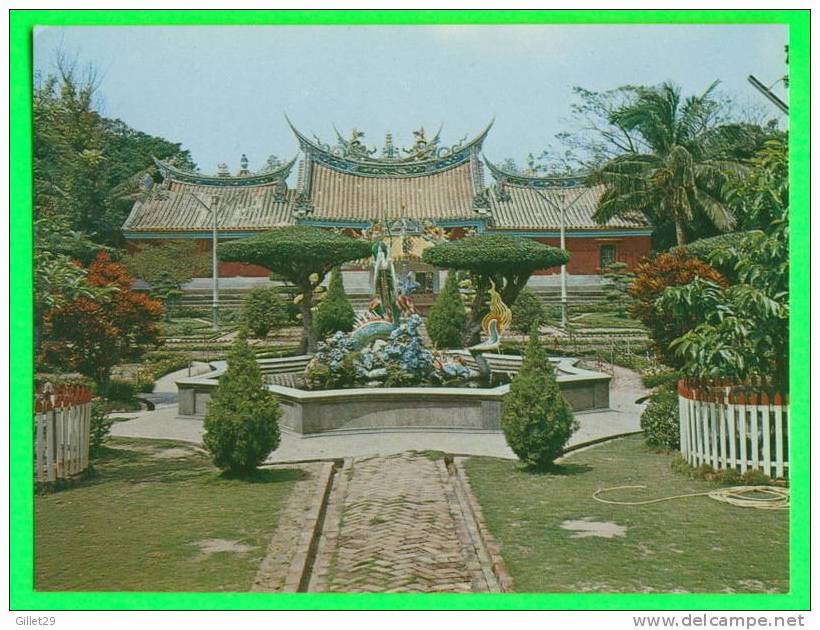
(467, 280, 513, 381)
(350, 236, 417, 349)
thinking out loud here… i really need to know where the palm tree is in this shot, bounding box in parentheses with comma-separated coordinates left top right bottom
(592, 81, 738, 246)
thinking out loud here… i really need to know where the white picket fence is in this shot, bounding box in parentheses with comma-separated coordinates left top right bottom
(34, 385, 93, 482)
(678, 381, 789, 478)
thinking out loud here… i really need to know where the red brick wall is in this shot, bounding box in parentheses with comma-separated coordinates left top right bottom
(125, 238, 271, 277)
(531, 234, 652, 275)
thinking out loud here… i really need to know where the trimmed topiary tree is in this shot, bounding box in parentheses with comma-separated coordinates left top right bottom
(313, 267, 356, 340)
(242, 286, 287, 338)
(510, 288, 547, 333)
(423, 234, 568, 345)
(426, 271, 466, 349)
(203, 332, 281, 475)
(218, 227, 372, 352)
(502, 325, 577, 469)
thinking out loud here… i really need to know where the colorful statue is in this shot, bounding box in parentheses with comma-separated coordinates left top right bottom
(467, 280, 512, 381)
(350, 236, 403, 349)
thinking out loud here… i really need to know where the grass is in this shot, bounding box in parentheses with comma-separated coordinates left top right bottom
(465, 435, 789, 594)
(35, 438, 302, 592)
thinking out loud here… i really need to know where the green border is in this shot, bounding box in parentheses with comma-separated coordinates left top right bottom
(10, 9, 810, 611)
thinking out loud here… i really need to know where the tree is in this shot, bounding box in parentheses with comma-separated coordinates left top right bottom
(34, 216, 112, 349)
(34, 54, 193, 245)
(313, 267, 356, 340)
(426, 271, 467, 348)
(41, 252, 164, 392)
(628, 251, 727, 368)
(242, 286, 287, 338)
(203, 333, 281, 475)
(423, 234, 568, 345)
(659, 136, 789, 390)
(509, 288, 547, 334)
(661, 209, 788, 390)
(592, 82, 741, 246)
(601, 261, 634, 318)
(217, 227, 372, 353)
(501, 325, 577, 469)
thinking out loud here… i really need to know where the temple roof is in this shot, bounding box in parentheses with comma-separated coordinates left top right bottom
(152, 155, 296, 187)
(484, 159, 650, 231)
(122, 180, 296, 233)
(301, 161, 482, 222)
(288, 118, 492, 178)
(122, 127, 650, 236)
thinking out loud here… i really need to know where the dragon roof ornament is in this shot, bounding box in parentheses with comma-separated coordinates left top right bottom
(286, 115, 493, 178)
(152, 155, 297, 188)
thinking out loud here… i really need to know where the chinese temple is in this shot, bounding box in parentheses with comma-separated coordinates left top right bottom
(123, 122, 652, 288)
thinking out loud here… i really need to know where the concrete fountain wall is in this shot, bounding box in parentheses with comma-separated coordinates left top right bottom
(176, 355, 611, 434)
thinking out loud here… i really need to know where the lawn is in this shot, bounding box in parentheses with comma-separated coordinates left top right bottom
(35, 439, 302, 592)
(465, 435, 789, 593)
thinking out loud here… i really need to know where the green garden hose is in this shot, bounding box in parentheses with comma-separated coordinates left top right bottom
(592, 485, 789, 510)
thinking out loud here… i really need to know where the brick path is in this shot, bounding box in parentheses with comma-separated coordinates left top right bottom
(309, 454, 496, 593)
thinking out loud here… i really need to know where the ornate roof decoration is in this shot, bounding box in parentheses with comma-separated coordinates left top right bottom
(483, 157, 590, 189)
(152, 155, 297, 188)
(287, 117, 493, 178)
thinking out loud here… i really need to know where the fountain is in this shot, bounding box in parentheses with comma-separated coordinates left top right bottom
(177, 229, 611, 433)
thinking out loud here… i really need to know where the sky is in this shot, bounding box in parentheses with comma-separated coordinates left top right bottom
(33, 24, 788, 175)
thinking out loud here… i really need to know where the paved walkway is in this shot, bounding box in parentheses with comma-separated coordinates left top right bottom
(111, 364, 647, 461)
(309, 454, 492, 593)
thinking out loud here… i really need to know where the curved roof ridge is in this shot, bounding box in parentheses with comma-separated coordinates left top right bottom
(483, 156, 591, 189)
(152, 155, 297, 187)
(286, 116, 493, 178)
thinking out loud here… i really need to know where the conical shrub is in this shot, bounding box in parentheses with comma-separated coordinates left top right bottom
(203, 332, 281, 475)
(426, 271, 466, 348)
(313, 267, 356, 340)
(502, 325, 577, 468)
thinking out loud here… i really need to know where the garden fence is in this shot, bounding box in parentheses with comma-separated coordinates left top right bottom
(34, 383, 93, 482)
(678, 380, 789, 478)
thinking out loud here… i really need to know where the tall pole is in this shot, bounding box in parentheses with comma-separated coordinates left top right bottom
(559, 194, 567, 329)
(211, 196, 220, 331)
(532, 188, 587, 330)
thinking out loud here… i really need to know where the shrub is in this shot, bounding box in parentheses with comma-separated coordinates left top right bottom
(313, 267, 356, 340)
(41, 252, 164, 391)
(426, 272, 466, 348)
(502, 325, 577, 469)
(601, 261, 634, 318)
(629, 251, 727, 368)
(640, 383, 680, 450)
(242, 286, 286, 338)
(202, 334, 281, 474)
(103, 378, 136, 402)
(510, 288, 547, 333)
(89, 400, 114, 455)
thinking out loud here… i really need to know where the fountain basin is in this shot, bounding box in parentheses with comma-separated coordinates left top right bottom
(176, 354, 611, 434)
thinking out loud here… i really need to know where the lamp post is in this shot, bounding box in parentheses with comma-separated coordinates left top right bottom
(533, 188, 588, 329)
(187, 193, 221, 330)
